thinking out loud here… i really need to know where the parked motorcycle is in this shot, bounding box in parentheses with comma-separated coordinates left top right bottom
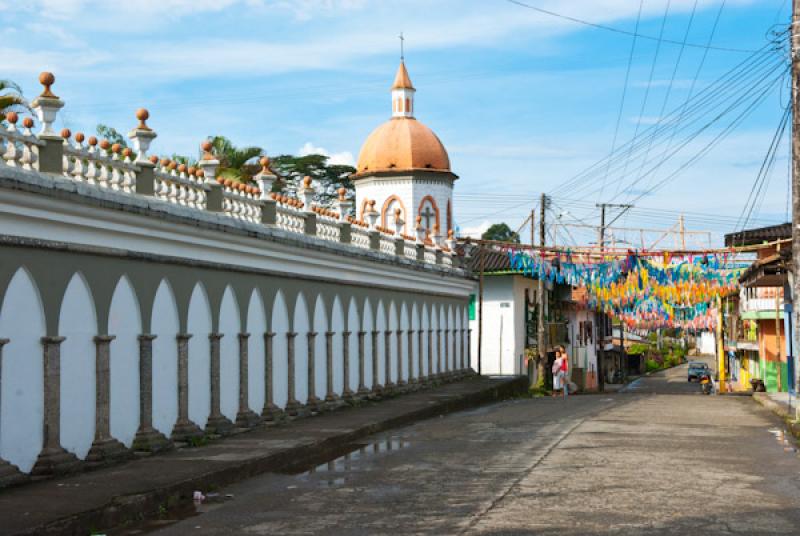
(700, 374, 713, 395)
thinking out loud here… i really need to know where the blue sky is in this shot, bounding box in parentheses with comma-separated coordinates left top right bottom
(1, 0, 792, 246)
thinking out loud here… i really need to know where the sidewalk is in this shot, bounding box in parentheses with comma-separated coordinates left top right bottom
(753, 391, 800, 438)
(0, 375, 526, 536)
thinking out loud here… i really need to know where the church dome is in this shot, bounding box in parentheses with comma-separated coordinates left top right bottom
(354, 117, 451, 176)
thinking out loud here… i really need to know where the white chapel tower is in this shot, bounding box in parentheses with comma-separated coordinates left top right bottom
(352, 59, 457, 239)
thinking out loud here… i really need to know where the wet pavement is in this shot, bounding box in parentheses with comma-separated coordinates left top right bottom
(127, 362, 800, 535)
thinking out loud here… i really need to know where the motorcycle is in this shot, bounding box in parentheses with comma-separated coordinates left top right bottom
(700, 374, 713, 395)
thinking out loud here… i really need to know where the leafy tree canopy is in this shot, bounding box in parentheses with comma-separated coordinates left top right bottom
(482, 223, 520, 243)
(96, 124, 128, 148)
(270, 153, 355, 208)
(0, 79, 31, 123)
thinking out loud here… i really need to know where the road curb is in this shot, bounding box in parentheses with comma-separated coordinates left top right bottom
(12, 376, 527, 536)
(752, 392, 800, 439)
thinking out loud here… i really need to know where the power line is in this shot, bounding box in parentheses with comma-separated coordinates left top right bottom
(546, 40, 782, 199)
(613, 0, 673, 199)
(625, 0, 727, 205)
(626, 0, 698, 202)
(565, 54, 787, 202)
(599, 0, 644, 201)
(503, 0, 756, 53)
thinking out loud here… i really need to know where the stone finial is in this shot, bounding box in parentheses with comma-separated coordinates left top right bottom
(446, 229, 456, 251)
(135, 108, 151, 131)
(75, 132, 85, 144)
(31, 72, 64, 137)
(201, 141, 215, 161)
(335, 187, 352, 221)
(198, 142, 220, 184)
(365, 199, 379, 228)
(128, 108, 157, 164)
(39, 72, 57, 98)
(432, 223, 444, 248)
(5, 111, 18, 125)
(415, 215, 425, 243)
(99, 139, 111, 152)
(60, 128, 71, 139)
(253, 155, 277, 200)
(299, 175, 315, 211)
(393, 208, 405, 235)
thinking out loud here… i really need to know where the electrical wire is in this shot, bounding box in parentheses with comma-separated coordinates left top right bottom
(503, 0, 756, 53)
(599, 0, 644, 201)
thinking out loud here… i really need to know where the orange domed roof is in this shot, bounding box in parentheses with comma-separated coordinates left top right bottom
(354, 117, 451, 177)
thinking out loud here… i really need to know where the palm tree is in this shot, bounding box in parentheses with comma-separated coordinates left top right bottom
(0, 79, 31, 123)
(208, 135, 263, 183)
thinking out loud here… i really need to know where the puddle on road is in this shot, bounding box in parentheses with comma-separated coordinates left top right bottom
(290, 437, 412, 489)
(107, 436, 412, 534)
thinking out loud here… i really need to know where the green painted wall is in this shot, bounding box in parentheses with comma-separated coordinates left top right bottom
(760, 358, 789, 392)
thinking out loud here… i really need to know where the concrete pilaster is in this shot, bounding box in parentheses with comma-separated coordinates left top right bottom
(467, 329, 473, 374)
(306, 332, 322, 412)
(169, 334, 204, 443)
(205, 333, 233, 436)
(341, 331, 355, 401)
(235, 333, 260, 428)
(427, 329, 435, 383)
(324, 331, 341, 407)
(87, 335, 132, 464)
(417, 329, 424, 384)
(133, 335, 172, 452)
(371, 330, 383, 396)
(284, 332, 302, 416)
(356, 331, 369, 397)
(383, 330, 395, 392)
(261, 332, 284, 421)
(407, 329, 417, 385)
(31, 336, 81, 476)
(436, 329, 444, 380)
(0, 339, 28, 487)
(396, 330, 406, 389)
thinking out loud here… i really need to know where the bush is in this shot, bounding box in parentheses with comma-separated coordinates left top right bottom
(645, 359, 661, 373)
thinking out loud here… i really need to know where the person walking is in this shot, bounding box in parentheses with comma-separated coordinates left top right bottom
(560, 346, 569, 399)
(551, 351, 563, 397)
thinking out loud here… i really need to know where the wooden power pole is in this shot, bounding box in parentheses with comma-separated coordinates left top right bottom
(537, 194, 547, 387)
(791, 0, 800, 398)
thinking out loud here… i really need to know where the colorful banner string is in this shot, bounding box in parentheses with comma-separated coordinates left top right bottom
(507, 249, 745, 330)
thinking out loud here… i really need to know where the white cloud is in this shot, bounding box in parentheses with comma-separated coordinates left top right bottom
(298, 141, 356, 167)
(457, 220, 492, 239)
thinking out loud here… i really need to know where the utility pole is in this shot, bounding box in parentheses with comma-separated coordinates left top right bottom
(528, 208, 536, 387)
(679, 214, 686, 250)
(477, 244, 484, 377)
(595, 203, 631, 388)
(791, 0, 800, 402)
(537, 194, 547, 388)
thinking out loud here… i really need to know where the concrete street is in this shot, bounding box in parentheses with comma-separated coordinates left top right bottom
(133, 362, 800, 535)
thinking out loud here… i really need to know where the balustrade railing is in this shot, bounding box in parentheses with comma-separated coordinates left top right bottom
(316, 216, 341, 242)
(219, 179, 260, 222)
(351, 226, 371, 249)
(0, 71, 460, 270)
(1, 114, 43, 171)
(424, 247, 438, 264)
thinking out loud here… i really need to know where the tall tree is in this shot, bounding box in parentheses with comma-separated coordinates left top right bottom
(271, 153, 355, 208)
(208, 135, 263, 183)
(482, 223, 520, 243)
(0, 79, 30, 123)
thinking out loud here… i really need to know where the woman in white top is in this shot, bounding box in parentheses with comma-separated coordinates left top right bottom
(551, 351, 563, 396)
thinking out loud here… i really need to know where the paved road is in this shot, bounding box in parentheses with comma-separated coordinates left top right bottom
(131, 362, 800, 535)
